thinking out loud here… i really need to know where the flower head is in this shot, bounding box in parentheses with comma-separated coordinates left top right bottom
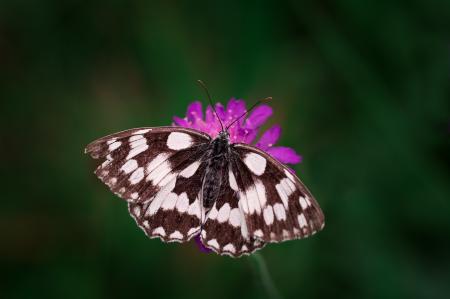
(173, 98, 301, 165)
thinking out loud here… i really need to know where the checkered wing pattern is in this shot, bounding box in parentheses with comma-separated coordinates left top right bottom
(231, 143, 325, 243)
(85, 127, 211, 242)
(199, 143, 324, 257)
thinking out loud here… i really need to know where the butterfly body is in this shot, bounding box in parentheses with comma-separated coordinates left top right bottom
(86, 126, 324, 257)
(202, 131, 230, 209)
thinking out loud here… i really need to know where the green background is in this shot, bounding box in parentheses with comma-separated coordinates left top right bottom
(1, 1, 450, 298)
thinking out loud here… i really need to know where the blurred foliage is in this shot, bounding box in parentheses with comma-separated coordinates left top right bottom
(1, 0, 450, 298)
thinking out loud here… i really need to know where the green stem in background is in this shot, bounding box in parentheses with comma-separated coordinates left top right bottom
(250, 252, 283, 299)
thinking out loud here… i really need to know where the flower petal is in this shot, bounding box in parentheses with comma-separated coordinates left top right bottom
(173, 116, 189, 127)
(255, 125, 281, 150)
(241, 127, 258, 144)
(186, 101, 203, 123)
(245, 104, 272, 129)
(267, 146, 302, 164)
(215, 103, 226, 122)
(226, 98, 246, 124)
(205, 105, 215, 123)
(194, 235, 212, 253)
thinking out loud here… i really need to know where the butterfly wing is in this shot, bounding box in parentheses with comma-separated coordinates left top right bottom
(231, 143, 324, 243)
(85, 126, 211, 242)
(128, 159, 207, 242)
(200, 181, 266, 257)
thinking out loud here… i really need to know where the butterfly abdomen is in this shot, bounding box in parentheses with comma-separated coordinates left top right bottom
(202, 134, 230, 209)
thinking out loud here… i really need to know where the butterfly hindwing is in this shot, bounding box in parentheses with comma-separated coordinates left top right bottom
(200, 178, 266, 257)
(232, 143, 325, 243)
(129, 160, 207, 242)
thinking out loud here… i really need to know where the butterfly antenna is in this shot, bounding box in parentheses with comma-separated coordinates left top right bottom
(197, 80, 225, 131)
(226, 96, 272, 130)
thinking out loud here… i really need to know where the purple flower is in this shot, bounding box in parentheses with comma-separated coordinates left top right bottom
(194, 235, 213, 253)
(173, 98, 302, 165)
(173, 98, 302, 254)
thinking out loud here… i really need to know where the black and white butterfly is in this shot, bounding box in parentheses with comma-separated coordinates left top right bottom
(85, 100, 324, 257)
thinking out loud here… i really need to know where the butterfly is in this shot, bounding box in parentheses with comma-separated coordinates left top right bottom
(85, 87, 324, 257)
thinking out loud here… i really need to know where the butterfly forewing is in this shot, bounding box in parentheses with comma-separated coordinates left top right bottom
(85, 127, 211, 202)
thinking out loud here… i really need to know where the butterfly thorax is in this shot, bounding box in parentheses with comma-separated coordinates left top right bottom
(201, 131, 230, 209)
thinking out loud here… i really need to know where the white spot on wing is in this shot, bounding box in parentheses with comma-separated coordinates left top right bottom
(238, 192, 249, 214)
(207, 239, 220, 249)
(299, 196, 308, 210)
(167, 132, 192, 150)
(176, 192, 189, 213)
(146, 153, 170, 174)
(158, 171, 178, 187)
(127, 144, 149, 159)
(129, 135, 143, 142)
(133, 129, 151, 135)
(153, 227, 166, 236)
(254, 180, 267, 208)
(275, 183, 289, 208)
(254, 229, 264, 238)
(246, 186, 261, 214)
(146, 178, 177, 215)
(187, 200, 201, 219)
(101, 159, 111, 168)
(284, 169, 295, 182)
(263, 205, 274, 225)
(208, 206, 218, 220)
(217, 203, 231, 223)
(130, 137, 146, 148)
(169, 231, 183, 240)
(298, 213, 307, 228)
(121, 159, 138, 174)
(280, 178, 295, 195)
(229, 170, 238, 191)
(133, 206, 141, 217)
(106, 138, 117, 145)
(108, 141, 121, 151)
(187, 227, 199, 236)
(239, 207, 249, 240)
(305, 196, 312, 206)
(180, 161, 200, 178)
(161, 192, 178, 210)
(229, 208, 241, 227)
(147, 160, 172, 185)
(243, 153, 267, 176)
(129, 167, 145, 185)
(223, 243, 236, 253)
(273, 203, 287, 221)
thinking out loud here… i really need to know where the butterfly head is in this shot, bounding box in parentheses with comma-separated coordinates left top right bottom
(217, 130, 230, 141)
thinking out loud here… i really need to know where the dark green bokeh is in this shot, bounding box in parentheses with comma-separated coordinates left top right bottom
(1, 1, 449, 298)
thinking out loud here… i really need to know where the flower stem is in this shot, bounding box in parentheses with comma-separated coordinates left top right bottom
(250, 252, 283, 299)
